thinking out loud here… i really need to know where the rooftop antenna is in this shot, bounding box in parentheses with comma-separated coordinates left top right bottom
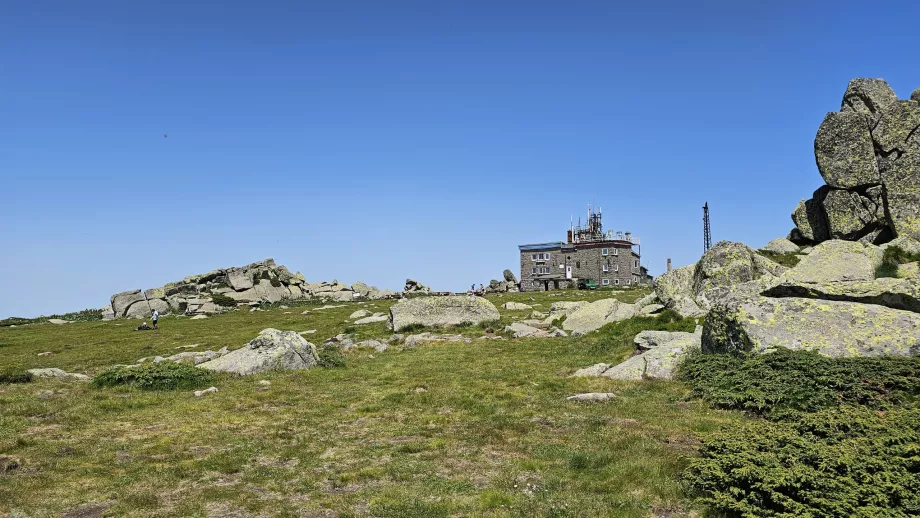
(703, 202, 712, 253)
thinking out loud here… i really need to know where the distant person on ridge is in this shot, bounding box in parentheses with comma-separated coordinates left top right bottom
(152, 309, 159, 330)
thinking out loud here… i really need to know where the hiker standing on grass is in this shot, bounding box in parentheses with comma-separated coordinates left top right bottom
(152, 309, 159, 330)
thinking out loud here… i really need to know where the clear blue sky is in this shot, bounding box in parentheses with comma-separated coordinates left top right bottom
(3, 1, 919, 318)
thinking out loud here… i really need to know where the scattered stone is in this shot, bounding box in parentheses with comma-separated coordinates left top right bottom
(258, 380, 271, 386)
(175, 344, 200, 349)
(354, 313, 388, 325)
(502, 302, 532, 310)
(26, 368, 90, 381)
(198, 328, 319, 375)
(638, 304, 664, 315)
(298, 330, 317, 335)
(571, 363, 612, 377)
(346, 340, 388, 352)
(574, 328, 702, 381)
(190, 315, 208, 320)
(37, 351, 53, 357)
(349, 309, 371, 319)
(404, 333, 472, 346)
(390, 295, 500, 330)
(567, 393, 616, 402)
(194, 386, 219, 398)
(403, 278, 432, 294)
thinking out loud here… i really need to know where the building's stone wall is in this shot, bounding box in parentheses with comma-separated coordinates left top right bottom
(519, 242, 642, 292)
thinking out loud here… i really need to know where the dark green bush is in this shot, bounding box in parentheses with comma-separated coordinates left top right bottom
(756, 249, 801, 268)
(685, 406, 920, 517)
(92, 362, 213, 391)
(679, 348, 920, 419)
(210, 293, 237, 307)
(0, 365, 33, 384)
(317, 344, 346, 368)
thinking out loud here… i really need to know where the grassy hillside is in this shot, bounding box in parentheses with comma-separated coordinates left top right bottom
(0, 288, 742, 517)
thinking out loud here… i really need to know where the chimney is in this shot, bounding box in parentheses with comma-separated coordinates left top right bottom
(667, 258, 672, 272)
(625, 231, 631, 242)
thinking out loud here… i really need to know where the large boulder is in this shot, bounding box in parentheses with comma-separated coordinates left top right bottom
(503, 269, 517, 283)
(763, 277, 920, 313)
(389, 295, 499, 330)
(654, 264, 704, 318)
(762, 238, 799, 254)
(403, 279, 431, 294)
(692, 241, 786, 307)
(703, 297, 920, 358)
(198, 329, 319, 375)
(124, 300, 151, 319)
(575, 328, 702, 381)
(111, 290, 145, 317)
(783, 239, 882, 284)
(790, 78, 920, 245)
(562, 298, 637, 335)
(814, 111, 880, 189)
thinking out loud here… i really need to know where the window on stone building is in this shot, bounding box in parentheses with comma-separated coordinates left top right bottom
(602, 264, 609, 272)
(614, 264, 619, 272)
(532, 267, 537, 274)
(602, 248, 608, 256)
(635, 260, 639, 268)
(602, 279, 609, 286)
(615, 279, 619, 285)
(576, 261, 580, 268)
(613, 248, 618, 256)
(626, 279, 630, 285)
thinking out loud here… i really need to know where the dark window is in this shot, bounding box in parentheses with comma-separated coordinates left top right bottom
(576, 261, 580, 268)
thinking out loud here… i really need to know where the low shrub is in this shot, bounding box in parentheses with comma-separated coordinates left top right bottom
(317, 344, 346, 368)
(0, 365, 33, 384)
(685, 406, 920, 517)
(210, 293, 237, 307)
(756, 249, 801, 268)
(92, 362, 213, 391)
(679, 348, 920, 419)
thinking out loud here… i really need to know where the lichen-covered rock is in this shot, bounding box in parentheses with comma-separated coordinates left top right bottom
(389, 295, 499, 330)
(654, 264, 704, 317)
(840, 78, 899, 114)
(822, 187, 888, 241)
(403, 279, 431, 294)
(691, 241, 786, 310)
(814, 111, 879, 189)
(354, 313, 388, 325)
(124, 300, 151, 319)
(198, 329, 318, 375)
(571, 363, 612, 378)
(503, 269, 517, 283)
(763, 277, 920, 313)
(881, 236, 920, 255)
(502, 302, 532, 311)
(783, 239, 882, 284)
(703, 297, 920, 357)
(562, 298, 637, 335)
(762, 238, 799, 254)
(578, 328, 702, 381)
(791, 187, 831, 243)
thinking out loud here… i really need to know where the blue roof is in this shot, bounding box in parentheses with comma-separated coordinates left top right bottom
(518, 242, 564, 251)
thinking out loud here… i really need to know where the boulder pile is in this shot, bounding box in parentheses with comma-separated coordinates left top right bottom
(403, 278, 431, 295)
(483, 270, 520, 293)
(789, 78, 920, 245)
(108, 259, 398, 319)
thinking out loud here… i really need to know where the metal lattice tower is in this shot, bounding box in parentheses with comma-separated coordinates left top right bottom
(703, 202, 712, 252)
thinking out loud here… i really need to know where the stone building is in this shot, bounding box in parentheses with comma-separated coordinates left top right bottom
(518, 207, 645, 292)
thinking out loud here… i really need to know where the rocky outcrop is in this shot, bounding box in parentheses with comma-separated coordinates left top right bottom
(703, 297, 920, 358)
(403, 279, 431, 295)
(389, 295, 500, 330)
(648, 241, 786, 318)
(789, 78, 920, 245)
(108, 259, 398, 318)
(198, 329, 319, 375)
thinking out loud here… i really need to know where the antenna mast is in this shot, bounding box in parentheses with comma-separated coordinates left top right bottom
(703, 202, 712, 253)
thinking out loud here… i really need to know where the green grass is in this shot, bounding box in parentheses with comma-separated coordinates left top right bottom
(0, 287, 746, 517)
(92, 362, 215, 391)
(877, 245, 920, 278)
